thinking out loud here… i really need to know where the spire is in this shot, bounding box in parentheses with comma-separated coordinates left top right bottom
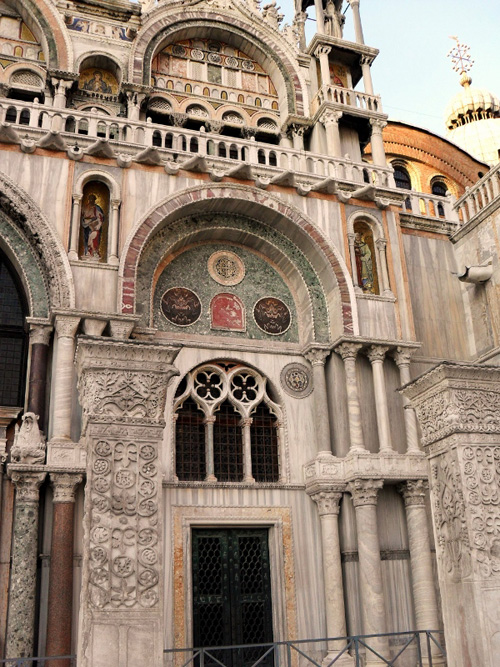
(447, 36, 474, 88)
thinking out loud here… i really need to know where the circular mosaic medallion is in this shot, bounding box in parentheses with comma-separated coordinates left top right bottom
(172, 44, 187, 57)
(242, 59, 255, 71)
(208, 52, 222, 64)
(161, 287, 201, 326)
(208, 251, 245, 286)
(225, 56, 239, 68)
(280, 363, 313, 398)
(254, 297, 291, 335)
(190, 48, 204, 61)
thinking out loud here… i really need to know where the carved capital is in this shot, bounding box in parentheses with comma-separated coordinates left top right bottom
(398, 479, 428, 507)
(370, 118, 387, 134)
(335, 342, 362, 362)
(207, 120, 224, 134)
(171, 112, 188, 128)
(314, 45, 332, 58)
(304, 348, 330, 367)
(393, 346, 414, 368)
(10, 470, 46, 503)
(360, 55, 374, 67)
(319, 110, 343, 127)
(203, 416, 217, 425)
(72, 194, 83, 204)
(348, 478, 383, 507)
(111, 199, 121, 210)
(29, 323, 53, 346)
(50, 472, 83, 503)
(375, 238, 387, 251)
(311, 490, 342, 516)
(366, 345, 390, 364)
(240, 417, 253, 427)
(55, 315, 80, 339)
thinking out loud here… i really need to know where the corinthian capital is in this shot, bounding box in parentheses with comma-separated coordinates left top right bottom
(311, 490, 343, 516)
(366, 345, 390, 364)
(304, 347, 330, 367)
(398, 479, 428, 507)
(55, 315, 80, 339)
(335, 342, 362, 361)
(9, 470, 46, 503)
(370, 118, 387, 134)
(50, 472, 83, 503)
(348, 478, 383, 507)
(393, 346, 414, 368)
(319, 110, 343, 127)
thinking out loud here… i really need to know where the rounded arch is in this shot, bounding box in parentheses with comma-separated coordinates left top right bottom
(73, 169, 121, 200)
(119, 183, 357, 338)
(76, 52, 124, 86)
(1, 0, 73, 71)
(346, 210, 385, 240)
(391, 159, 419, 192)
(0, 170, 75, 311)
(130, 10, 307, 117)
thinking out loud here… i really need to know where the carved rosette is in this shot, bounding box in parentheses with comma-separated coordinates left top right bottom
(76, 340, 179, 625)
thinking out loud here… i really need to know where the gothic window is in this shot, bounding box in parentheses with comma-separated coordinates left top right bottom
(353, 220, 379, 295)
(174, 363, 282, 483)
(0, 251, 28, 407)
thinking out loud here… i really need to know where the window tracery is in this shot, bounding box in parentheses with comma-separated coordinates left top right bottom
(174, 363, 282, 484)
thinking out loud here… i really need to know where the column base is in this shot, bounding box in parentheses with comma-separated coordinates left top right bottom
(322, 650, 354, 667)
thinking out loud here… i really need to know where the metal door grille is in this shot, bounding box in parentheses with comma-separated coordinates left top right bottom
(250, 404, 279, 483)
(176, 397, 206, 481)
(192, 529, 273, 667)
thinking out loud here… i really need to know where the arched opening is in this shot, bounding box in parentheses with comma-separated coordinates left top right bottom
(353, 220, 379, 295)
(393, 164, 412, 211)
(0, 250, 28, 407)
(431, 179, 448, 217)
(79, 180, 109, 262)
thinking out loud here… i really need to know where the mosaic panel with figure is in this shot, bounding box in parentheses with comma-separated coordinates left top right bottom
(0, 4, 44, 62)
(153, 244, 298, 342)
(78, 68, 119, 96)
(79, 181, 109, 263)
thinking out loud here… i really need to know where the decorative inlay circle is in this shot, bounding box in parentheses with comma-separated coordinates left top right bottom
(161, 287, 201, 326)
(208, 52, 222, 64)
(242, 59, 255, 71)
(172, 45, 187, 57)
(280, 363, 313, 398)
(191, 49, 204, 61)
(208, 250, 245, 286)
(225, 56, 238, 68)
(254, 297, 291, 335)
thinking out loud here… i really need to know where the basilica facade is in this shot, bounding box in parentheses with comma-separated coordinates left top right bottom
(0, 1, 499, 666)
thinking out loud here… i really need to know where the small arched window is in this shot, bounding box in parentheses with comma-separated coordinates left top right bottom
(174, 363, 282, 483)
(431, 180, 447, 197)
(393, 165, 412, 190)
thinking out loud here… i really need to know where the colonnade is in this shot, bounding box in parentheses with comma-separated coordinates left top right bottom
(305, 344, 442, 665)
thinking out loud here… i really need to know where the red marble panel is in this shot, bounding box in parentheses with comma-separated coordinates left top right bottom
(211, 293, 245, 331)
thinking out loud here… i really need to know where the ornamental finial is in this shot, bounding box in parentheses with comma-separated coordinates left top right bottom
(447, 36, 474, 87)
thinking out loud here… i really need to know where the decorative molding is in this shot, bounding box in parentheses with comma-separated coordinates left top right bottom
(280, 362, 313, 398)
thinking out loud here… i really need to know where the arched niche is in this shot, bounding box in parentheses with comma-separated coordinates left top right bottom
(78, 181, 110, 263)
(120, 184, 357, 340)
(73, 53, 122, 112)
(131, 13, 307, 119)
(347, 211, 391, 296)
(0, 0, 72, 70)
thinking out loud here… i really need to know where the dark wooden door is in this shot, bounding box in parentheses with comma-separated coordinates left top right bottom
(192, 528, 274, 667)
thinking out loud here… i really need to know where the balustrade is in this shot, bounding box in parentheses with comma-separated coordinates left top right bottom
(455, 161, 500, 225)
(312, 84, 382, 116)
(402, 190, 459, 224)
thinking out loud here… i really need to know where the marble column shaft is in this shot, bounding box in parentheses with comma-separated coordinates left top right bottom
(305, 349, 332, 454)
(46, 473, 82, 667)
(241, 418, 255, 483)
(348, 479, 388, 665)
(68, 196, 82, 261)
(348, 0, 365, 44)
(28, 324, 52, 434)
(51, 316, 80, 442)
(108, 200, 120, 265)
(369, 120, 387, 167)
(366, 346, 393, 452)
(6, 470, 46, 660)
(399, 481, 441, 664)
(361, 57, 374, 95)
(394, 348, 420, 453)
(335, 344, 365, 452)
(321, 111, 343, 158)
(315, 46, 332, 86)
(204, 416, 217, 482)
(311, 491, 349, 653)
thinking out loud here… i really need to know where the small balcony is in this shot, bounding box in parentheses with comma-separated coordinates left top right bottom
(311, 84, 383, 118)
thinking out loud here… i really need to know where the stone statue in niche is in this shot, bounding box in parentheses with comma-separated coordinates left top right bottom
(324, 0, 345, 38)
(79, 181, 109, 262)
(211, 293, 245, 331)
(354, 221, 378, 294)
(11, 412, 46, 464)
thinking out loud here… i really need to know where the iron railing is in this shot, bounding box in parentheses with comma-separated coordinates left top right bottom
(164, 631, 446, 667)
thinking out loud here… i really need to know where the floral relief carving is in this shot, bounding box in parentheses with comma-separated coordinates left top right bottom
(431, 451, 471, 582)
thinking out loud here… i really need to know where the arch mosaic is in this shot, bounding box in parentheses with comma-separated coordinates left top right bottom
(130, 12, 306, 116)
(2, 0, 72, 71)
(0, 170, 75, 309)
(120, 184, 357, 339)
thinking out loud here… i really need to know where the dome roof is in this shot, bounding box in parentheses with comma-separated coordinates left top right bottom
(445, 74, 500, 130)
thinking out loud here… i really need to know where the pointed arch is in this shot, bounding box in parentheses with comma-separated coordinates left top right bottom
(0, 171, 75, 313)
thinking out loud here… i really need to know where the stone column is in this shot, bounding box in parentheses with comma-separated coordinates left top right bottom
(374, 239, 391, 296)
(348, 479, 388, 665)
(398, 480, 443, 666)
(6, 469, 47, 661)
(305, 348, 332, 455)
(347, 234, 361, 291)
(290, 125, 306, 152)
(393, 348, 420, 454)
(310, 490, 353, 666)
(241, 418, 255, 483)
(108, 200, 120, 266)
(315, 45, 332, 87)
(76, 340, 180, 667)
(365, 346, 393, 453)
(51, 315, 80, 442)
(335, 343, 365, 452)
(68, 195, 82, 261)
(320, 111, 343, 158)
(204, 415, 217, 482)
(314, 0, 325, 33)
(45, 474, 82, 666)
(51, 79, 72, 109)
(347, 0, 365, 44)
(27, 322, 52, 434)
(401, 363, 500, 667)
(369, 119, 387, 167)
(360, 55, 374, 95)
